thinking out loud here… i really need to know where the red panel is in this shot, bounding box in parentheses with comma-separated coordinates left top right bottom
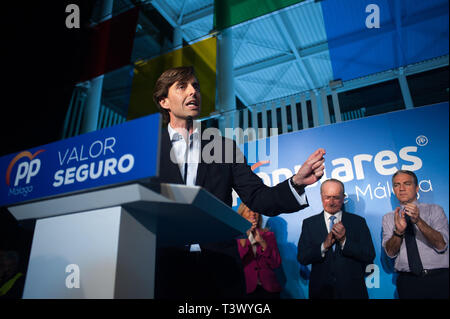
(79, 7, 139, 82)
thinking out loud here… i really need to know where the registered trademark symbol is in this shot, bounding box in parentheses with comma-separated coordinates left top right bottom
(416, 135, 428, 146)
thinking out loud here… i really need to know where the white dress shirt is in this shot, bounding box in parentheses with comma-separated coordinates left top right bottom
(167, 123, 200, 186)
(168, 124, 201, 252)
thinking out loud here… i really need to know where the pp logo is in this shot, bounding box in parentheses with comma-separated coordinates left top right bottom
(416, 135, 428, 147)
(6, 150, 45, 187)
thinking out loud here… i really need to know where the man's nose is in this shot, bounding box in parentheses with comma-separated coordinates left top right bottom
(186, 83, 197, 95)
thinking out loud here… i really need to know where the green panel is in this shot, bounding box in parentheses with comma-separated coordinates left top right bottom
(214, 0, 305, 30)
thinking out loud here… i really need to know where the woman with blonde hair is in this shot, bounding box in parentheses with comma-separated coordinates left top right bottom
(236, 202, 282, 299)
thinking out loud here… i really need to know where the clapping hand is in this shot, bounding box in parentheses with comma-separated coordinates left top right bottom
(331, 222, 346, 243)
(403, 203, 420, 224)
(324, 231, 336, 250)
(253, 229, 267, 251)
(246, 216, 258, 237)
(394, 207, 407, 234)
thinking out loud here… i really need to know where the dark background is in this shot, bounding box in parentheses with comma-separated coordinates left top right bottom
(0, 1, 95, 157)
(0, 2, 95, 287)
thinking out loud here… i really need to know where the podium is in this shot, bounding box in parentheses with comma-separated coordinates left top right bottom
(1, 113, 251, 298)
(7, 183, 251, 299)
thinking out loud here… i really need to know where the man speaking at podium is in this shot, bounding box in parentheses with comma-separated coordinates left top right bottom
(153, 66, 325, 299)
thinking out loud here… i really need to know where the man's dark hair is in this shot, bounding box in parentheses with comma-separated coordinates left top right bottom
(153, 66, 196, 124)
(392, 170, 418, 186)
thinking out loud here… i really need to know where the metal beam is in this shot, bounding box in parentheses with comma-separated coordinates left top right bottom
(234, 84, 252, 107)
(234, 42, 327, 78)
(243, 54, 449, 111)
(235, 54, 294, 77)
(151, 0, 178, 28)
(237, 71, 304, 92)
(233, 24, 251, 59)
(272, 11, 317, 88)
(180, 5, 214, 27)
(177, 0, 188, 24)
(398, 67, 414, 109)
(335, 55, 449, 95)
(234, 1, 445, 81)
(151, 0, 213, 39)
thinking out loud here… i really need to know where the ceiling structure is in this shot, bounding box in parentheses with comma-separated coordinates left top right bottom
(97, 0, 333, 116)
(98, 0, 448, 120)
(148, 0, 333, 107)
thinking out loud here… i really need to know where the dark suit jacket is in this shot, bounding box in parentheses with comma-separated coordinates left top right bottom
(158, 127, 306, 215)
(155, 127, 308, 298)
(297, 211, 375, 299)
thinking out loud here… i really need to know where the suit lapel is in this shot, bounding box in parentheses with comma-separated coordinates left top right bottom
(195, 137, 209, 187)
(317, 211, 329, 244)
(341, 211, 347, 224)
(159, 128, 184, 184)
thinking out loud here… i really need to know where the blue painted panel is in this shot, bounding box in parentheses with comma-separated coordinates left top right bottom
(321, 0, 449, 81)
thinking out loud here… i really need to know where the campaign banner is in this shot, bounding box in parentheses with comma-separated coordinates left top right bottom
(235, 102, 449, 299)
(0, 113, 160, 207)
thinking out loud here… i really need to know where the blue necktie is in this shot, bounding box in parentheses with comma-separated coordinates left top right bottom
(329, 215, 336, 251)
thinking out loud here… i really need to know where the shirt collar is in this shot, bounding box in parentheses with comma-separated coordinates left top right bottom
(167, 123, 199, 142)
(324, 210, 343, 222)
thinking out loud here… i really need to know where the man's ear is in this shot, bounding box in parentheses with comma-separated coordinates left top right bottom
(159, 97, 169, 110)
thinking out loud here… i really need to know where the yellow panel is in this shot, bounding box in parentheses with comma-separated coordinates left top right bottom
(127, 37, 217, 122)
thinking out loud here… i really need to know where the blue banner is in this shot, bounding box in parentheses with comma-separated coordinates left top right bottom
(0, 114, 160, 207)
(236, 103, 449, 298)
(321, 0, 449, 81)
